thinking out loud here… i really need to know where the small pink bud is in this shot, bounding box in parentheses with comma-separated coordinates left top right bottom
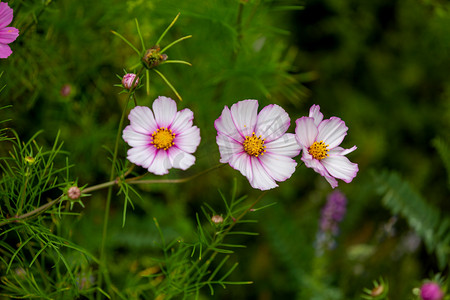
(60, 84, 72, 97)
(68, 186, 81, 200)
(211, 215, 224, 224)
(421, 282, 444, 300)
(122, 73, 139, 90)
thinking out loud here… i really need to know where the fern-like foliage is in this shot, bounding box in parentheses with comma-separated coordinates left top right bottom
(374, 170, 450, 269)
(121, 180, 259, 299)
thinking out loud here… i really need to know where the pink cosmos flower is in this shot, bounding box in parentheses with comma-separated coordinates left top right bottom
(215, 100, 301, 190)
(122, 96, 201, 175)
(0, 2, 19, 59)
(295, 105, 358, 188)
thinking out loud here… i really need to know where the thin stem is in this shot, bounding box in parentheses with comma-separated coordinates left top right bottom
(16, 168, 29, 215)
(0, 196, 63, 227)
(181, 191, 267, 287)
(97, 66, 144, 298)
(0, 163, 223, 228)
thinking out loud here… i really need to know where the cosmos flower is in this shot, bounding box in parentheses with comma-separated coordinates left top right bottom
(122, 96, 201, 175)
(0, 2, 19, 59)
(420, 282, 444, 300)
(215, 99, 301, 190)
(295, 105, 358, 188)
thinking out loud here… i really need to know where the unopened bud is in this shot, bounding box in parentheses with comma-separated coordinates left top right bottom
(60, 84, 72, 97)
(68, 186, 81, 200)
(211, 215, 224, 224)
(142, 46, 168, 69)
(122, 73, 139, 90)
(24, 156, 35, 165)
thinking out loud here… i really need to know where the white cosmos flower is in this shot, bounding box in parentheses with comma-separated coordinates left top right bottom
(295, 105, 358, 188)
(215, 99, 301, 190)
(122, 96, 201, 175)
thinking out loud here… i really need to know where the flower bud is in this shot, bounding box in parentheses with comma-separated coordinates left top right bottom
(142, 46, 168, 69)
(420, 282, 444, 300)
(68, 186, 81, 200)
(122, 73, 139, 90)
(60, 84, 72, 97)
(24, 156, 35, 165)
(211, 215, 224, 224)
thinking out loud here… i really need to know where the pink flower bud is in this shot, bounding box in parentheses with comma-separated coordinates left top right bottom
(122, 73, 139, 90)
(68, 186, 81, 200)
(60, 84, 72, 97)
(421, 282, 444, 300)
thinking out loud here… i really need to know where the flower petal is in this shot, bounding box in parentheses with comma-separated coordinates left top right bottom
(265, 133, 301, 157)
(170, 108, 193, 133)
(230, 99, 258, 137)
(329, 145, 357, 156)
(0, 3, 13, 29)
(229, 152, 253, 183)
(249, 157, 278, 190)
(174, 125, 201, 153)
(127, 145, 157, 169)
(321, 155, 359, 184)
(301, 154, 339, 188)
(147, 150, 171, 175)
(258, 153, 297, 182)
(122, 125, 151, 147)
(129, 106, 158, 135)
(216, 133, 244, 163)
(152, 96, 177, 128)
(255, 104, 290, 142)
(309, 105, 323, 126)
(0, 27, 18, 44)
(0, 43, 12, 58)
(316, 117, 348, 149)
(215, 106, 245, 142)
(295, 117, 318, 148)
(167, 147, 196, 170)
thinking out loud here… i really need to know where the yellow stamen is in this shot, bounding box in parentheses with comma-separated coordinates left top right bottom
(243, 132, 266, 157)
(151, 127, 175, 150)
(308, 140, 329, 160)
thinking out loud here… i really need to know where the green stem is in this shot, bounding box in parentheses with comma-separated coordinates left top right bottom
(97, 66, 144, 298)
(181, 191, 267, 287)
(16, 168, 29, 216)
(0, 164, 223, 228)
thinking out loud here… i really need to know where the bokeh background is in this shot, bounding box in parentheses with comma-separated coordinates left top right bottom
(1, 0, 449, 299)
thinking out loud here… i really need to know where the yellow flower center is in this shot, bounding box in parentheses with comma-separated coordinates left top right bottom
(151, 127, 175, 150)
(243, 132, 266, 157)
(308, 140, 329, 160)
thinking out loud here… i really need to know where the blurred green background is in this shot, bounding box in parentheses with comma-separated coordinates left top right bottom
(1, 0, 449, 299)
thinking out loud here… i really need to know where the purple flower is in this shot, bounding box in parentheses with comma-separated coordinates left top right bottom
(0, 2, 19, 59)
(295, 105, 358, 188)
(215, 99, 301, 190)
(122, 73, 139, 90)
(320, 190, 347, 235)
(122, 96, 201, 175)
(420, 282, 444, 300)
